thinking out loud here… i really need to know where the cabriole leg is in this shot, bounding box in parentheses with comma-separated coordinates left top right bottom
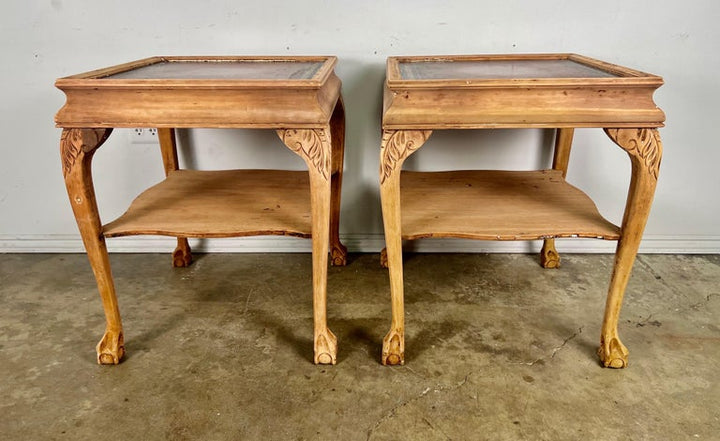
(329, 97, 348, 266)
(310, 168, 337, 364)
(277, 128, 337, 364)
(540, 128, 574, 268)
(600, 128, 662, 368)
(380, 170, 405, 365)
(61, 128, 124, 365)
(158, 127, 193, 267)
(379, 130, 431, 365)
(158, 128, 192, 267)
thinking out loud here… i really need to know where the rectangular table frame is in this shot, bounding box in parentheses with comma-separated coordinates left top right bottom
(56, 56, 347, 365)
(378, 53, 664, 368)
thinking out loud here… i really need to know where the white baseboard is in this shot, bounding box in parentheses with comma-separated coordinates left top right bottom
(1, 234, 719, 254)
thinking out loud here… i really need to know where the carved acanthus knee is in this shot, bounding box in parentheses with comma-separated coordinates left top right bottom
(61, 128, 112, 177)
(276, 128, 331, 180)
(604, 128, 662, 180)
(379, 130, 432, 184)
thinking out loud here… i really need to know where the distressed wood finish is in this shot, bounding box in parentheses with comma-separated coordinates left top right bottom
(157, 128, 192, 267)
(103, 170, 312, 238)
(541, 128, 575, 269)
(400, 170, 619, 240)
(599, 128, 662, 368)
(61, 128, 124, 365)
(329, 98, 348, 266)
(56, 56, 345, 365)
(379, 129, 432, 365)
(379, 54, 665, 368)
(379, 247, 389, 269)
(55, 56, 340, 129)
(383, 54, 664, 129)
(277, 127, 337, 364)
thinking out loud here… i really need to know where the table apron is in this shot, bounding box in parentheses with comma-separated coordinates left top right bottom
(382, 85, 664, 127)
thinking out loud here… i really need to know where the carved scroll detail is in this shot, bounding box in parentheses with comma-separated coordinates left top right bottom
(380, 130, 431, 184)
(276, 129, 330, 180)
(604, 128, 662, 180)
(60, 128, 112, 177)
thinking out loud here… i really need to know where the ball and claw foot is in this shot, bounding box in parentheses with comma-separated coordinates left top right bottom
(540, 240, 561, 269)
(382, 329, 404, 365)
(172, 241, 192, 268)
(598, 336, 629, 368)
(330, 243, 348, 266)
(96, 330, 125, 365)
(380, 247, 388, 269)
(314, 329, 338, 365)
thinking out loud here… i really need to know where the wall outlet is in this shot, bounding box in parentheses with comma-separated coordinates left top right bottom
(130, 128, 158, 144)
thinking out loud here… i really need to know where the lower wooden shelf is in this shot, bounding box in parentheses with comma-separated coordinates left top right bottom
(103, 169, 312, 238)
(400, 169, 620, 241)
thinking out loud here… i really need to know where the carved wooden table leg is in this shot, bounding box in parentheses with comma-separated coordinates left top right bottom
(379, 130, 431, 365)
(540, 128, 575, 269)
(61, 128, 125, 365)
(599, 128, 662, 368)
(329, 97, 348, 266)
(158, 128, 193, 267)
(277, 128, 337, 364)
(379, 247, 388, 269)
(540, 240, 561, 269)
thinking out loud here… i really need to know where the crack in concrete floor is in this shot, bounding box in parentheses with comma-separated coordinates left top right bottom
(366, 373, 472, 440)
(690, 293, 719, 311)
(510, 327, 583, 366)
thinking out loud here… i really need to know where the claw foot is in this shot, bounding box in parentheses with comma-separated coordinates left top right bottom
(598, 336, 628, 368)
(382, 329, 404, 365)
(172, 239, 192, 268)
(540, 239, 560, 269)
(96, 330, 124, 365)
(380, 247, 388, 269)
(330, 243, 348, 266)
(314, 329, 338, 365)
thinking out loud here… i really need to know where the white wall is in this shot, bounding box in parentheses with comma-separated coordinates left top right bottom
(1, 0, 718, 253)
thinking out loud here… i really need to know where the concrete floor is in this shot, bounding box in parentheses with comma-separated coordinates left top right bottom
(1, 252, 718, 440)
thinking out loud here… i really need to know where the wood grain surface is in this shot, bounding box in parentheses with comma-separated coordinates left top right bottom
(400, 169, 620, 241)
(103, 169, 312, 238)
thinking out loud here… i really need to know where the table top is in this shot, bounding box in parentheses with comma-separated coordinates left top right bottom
(105, 60, 323, 80)
(387, 53, 661, 87)
(57, 56, 336, 88)
(398, 59, 616, 80)
(55, 56, 342, 128)
(383, 53, 665, 129)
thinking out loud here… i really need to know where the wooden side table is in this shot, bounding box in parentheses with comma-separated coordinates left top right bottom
(378, 54, 665, 368)
(55, 56, 347, 365)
